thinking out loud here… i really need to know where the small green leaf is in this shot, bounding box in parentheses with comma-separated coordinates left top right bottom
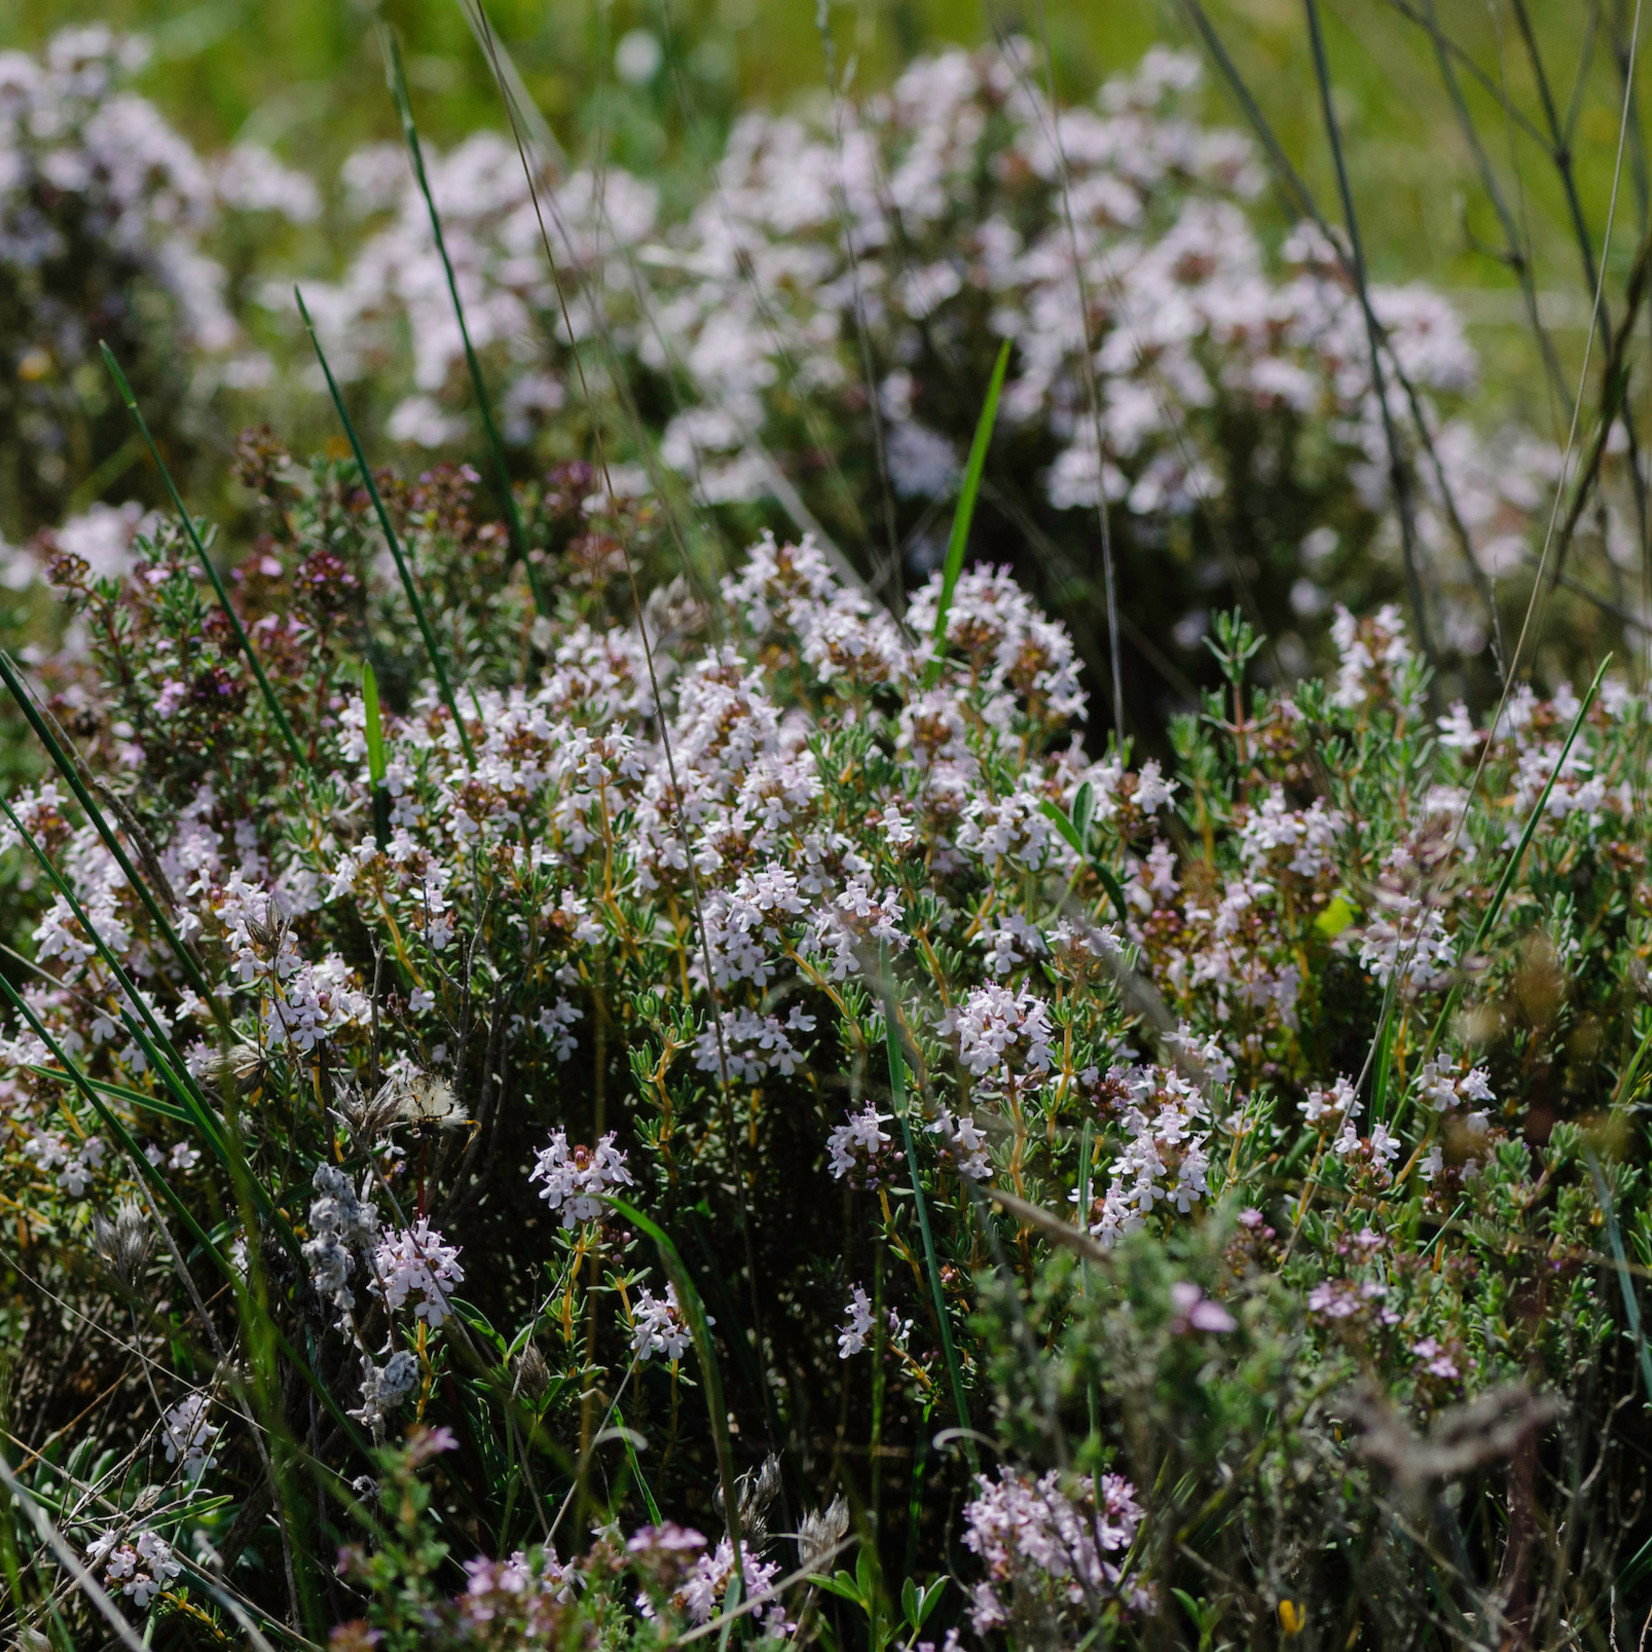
(1072, 778, 1095, 847)
(912, 1579, 946, 1627)
(1038, 798, 1084, 855)
(811, 1572, 862, 1604)
(1095, 864, 1131, 929)
(1313, 893, 1356, 939)
(1039, 798, 1130, 925)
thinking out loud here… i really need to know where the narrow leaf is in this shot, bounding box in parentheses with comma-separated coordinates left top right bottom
(1471, 656, 1609, 954)
(613, 1403, 663, 1526)
(1094, 864, 1132, 930)
(28, 1065, 192, 1125)
(1612, 1017, 1652, 1110)
(0, 790, 227, 1154)
(715, 1570, 742, 1652)
(1587, 1149, 1652, 1407)
(1077, 1116, 1099, 1436)
(1071, 778, 1095, 846)
(0, 971, 368, 1454)
(1039, 798, 1084, 855)
(1038, 797, 1130, 924)
(1369, 997, 1398, 1125)
(810, 1575, 862, 1603)
(293, 286, 475, 764)
(363, 660, 391, 843)
(914, 1578, 947, 1628)
(925, 340, 1011, 688)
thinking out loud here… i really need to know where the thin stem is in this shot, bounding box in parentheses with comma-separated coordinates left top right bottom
(379, 27, 545, 619)
(1302, 0, 1437, 680)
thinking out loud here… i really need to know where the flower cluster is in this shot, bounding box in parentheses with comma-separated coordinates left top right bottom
(951, 984, 1055, 1087)
(85, 1527, 181, 1611)
(963, 1467, 1150, 1631)
(630, 1282, 696, 1362)
(529, 1130, 635, 1227)
(370, 1219, 465, 1326)
(160, 1392, 219, 1480)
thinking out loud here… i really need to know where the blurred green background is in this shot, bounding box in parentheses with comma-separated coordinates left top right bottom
(5, 0, 1635, 439)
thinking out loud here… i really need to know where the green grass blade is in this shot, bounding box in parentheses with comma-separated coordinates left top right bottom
(1039, 797, 1084, 856)
(611, 1402, 663, 1527)
(881, 973, 977, 1472)
(1612, 1016, 1652, 1110)
(0, 793, 301, 1257)
(0, 650, 224, 1021)
(115, 1011, 237, 1181)
(1586, 1149, 1652, 1407)
(3, 969, 231, 1266)
(363, 661, 391, 842)
(716, 1570, 743, 1645)
(1369, 996, 1398, 1126)
(1473, 656, 1610, 955)
(603, 1196, 742, 1554)
(363, 662, 386, 787)
(0, 1446, 149, 1652)
(27, 1065, 192, 1125)
(1390, 657, 1612, 1152)
(924, 340, 1010, 689)
(98, 344, 307, 771)
(380, 28, 544, 616)
(293, 287, 475, 765)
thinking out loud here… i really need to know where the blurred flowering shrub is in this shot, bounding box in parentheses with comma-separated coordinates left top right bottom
(0, 434, 1646, 1645)
(304, 44, 1566, 715)
(0, 27, 316, 537)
